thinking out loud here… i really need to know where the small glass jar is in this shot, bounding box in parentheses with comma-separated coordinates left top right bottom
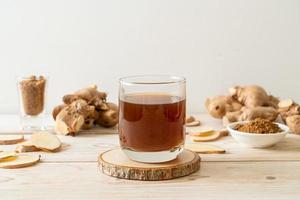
(17, 75, 47, 130)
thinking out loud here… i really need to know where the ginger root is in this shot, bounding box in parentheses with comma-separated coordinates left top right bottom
(206, 85, 300, 134)
(286, 115, 300, 134)
(277, 99, 300, 134)
(240, 106, 278, 121)
(222, 107, 278, 126)
(278, 99, 300, 122)
(95, 103, 118, 128)
(222, 110, 242, 126)
(53, 85, 118, 135)
(229, 85, 277, 108)
(205, 96, 242, 119)
(206, 85, 279, 126)
(52, 104, 66, 120)
(55, 100, 88, 135)
(63, 85, 107, 110)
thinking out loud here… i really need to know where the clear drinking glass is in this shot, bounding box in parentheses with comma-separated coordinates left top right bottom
(119, 75, 186, 163)
(17, 75, 47, 130)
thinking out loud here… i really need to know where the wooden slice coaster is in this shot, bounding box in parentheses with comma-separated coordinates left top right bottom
(98, 148, 200, 181)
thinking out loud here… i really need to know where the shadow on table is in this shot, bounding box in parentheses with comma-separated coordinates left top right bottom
(270, 134, 300, 152)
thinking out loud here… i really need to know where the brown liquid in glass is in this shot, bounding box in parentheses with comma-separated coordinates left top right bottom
(119, 93, 185, 152)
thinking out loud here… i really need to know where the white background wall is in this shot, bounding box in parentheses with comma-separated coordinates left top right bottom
(0, 0, 299, 114)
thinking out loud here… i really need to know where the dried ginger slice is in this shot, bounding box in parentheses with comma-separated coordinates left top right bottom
(0, 135, 24, 145)
(185, 143, 225, 154)
(185, 115, 201, 127)
(189, 129, 215, 136)
(190, 131, 222, 142)
(31, 132, 61, 152)
(186, 116, 196, 123)
(16, 140, 40, 153)
(0, 154, 40, 169)
(278, 99, 294, 109)
(0, 151, 17, 160)
(186, 120, 201, 127)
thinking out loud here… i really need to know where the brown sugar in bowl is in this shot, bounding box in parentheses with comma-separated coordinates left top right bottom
(227, 121, 289, 148)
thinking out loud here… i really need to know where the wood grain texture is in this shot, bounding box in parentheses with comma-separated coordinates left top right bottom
(0, 114, 300, 199)
(98, 149, 200, 180)
(0, 162, 300, 200)
(1, 133, 300, 163)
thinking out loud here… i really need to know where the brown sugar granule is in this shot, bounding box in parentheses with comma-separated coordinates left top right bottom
(19, 76, 46, 116)
(235, 118, 283, 134)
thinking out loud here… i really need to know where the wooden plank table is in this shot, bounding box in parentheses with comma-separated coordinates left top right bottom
(0, 114, 300, 200)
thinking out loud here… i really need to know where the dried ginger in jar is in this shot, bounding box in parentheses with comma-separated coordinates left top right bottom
(19, 76, 46, 116)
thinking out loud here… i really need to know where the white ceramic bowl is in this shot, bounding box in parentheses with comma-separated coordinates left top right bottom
(227, 121, 289, 148)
